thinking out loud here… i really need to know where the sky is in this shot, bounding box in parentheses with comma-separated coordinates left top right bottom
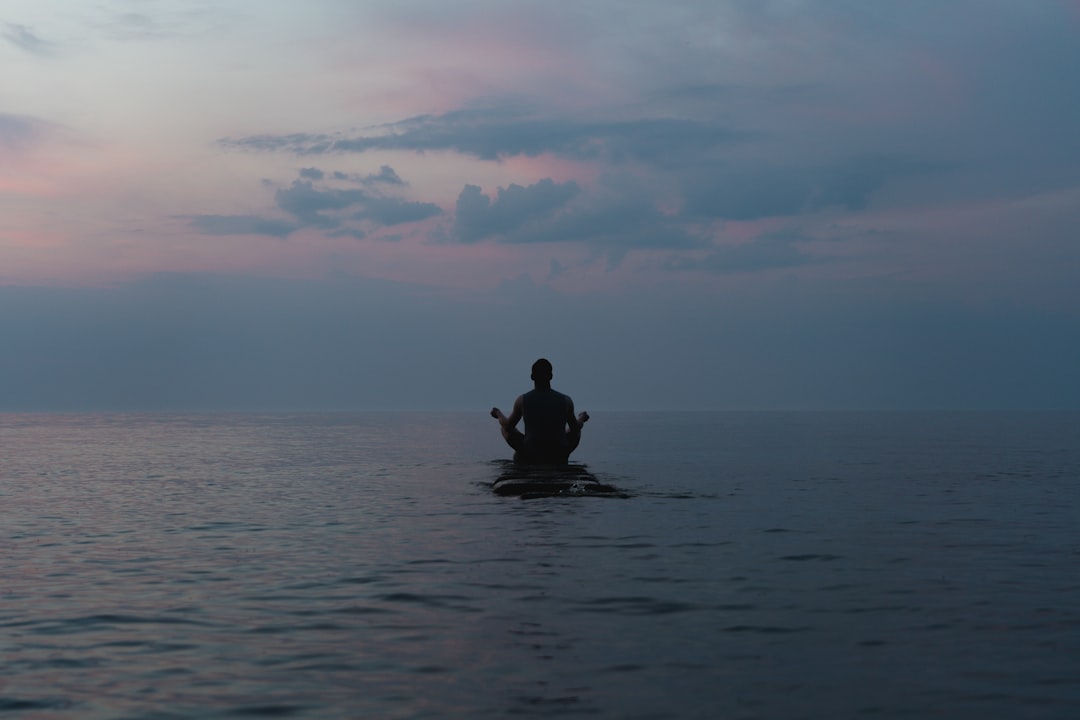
(2, 0, 1079, 411)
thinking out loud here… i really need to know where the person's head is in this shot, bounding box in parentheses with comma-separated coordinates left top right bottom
(531, 358, 553, 386)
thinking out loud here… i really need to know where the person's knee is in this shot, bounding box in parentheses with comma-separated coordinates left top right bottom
(505, 429, 525, 451)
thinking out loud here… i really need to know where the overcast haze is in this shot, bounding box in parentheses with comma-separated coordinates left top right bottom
(2, 1, 1079, 411)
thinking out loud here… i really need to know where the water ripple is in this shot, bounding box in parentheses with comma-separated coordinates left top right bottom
(1, 411, 1078, 719)
(576, 596, 700, 615)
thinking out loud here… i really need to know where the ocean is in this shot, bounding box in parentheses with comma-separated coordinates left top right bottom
(1, 411, 1078, 719)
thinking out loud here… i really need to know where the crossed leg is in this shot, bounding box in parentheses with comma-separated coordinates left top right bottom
(491, 409, 589, 464)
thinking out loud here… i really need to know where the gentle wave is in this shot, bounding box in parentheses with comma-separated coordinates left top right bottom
(1, 412, 1078, 718)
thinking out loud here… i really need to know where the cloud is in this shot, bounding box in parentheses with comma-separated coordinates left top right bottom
(274, 180, 367, 226)
(274, 177, 440, 228)
(667, 230, 826, 274)
(189, 166, 441, 239)
(809, 156, 932, 212)
(220, 105, 750, 164)
(535, 191, 701, 250)
(189, 214, 298, 238)
(54, 0, 1080, 290)
(450, 174, 702, 253)
(216, 95, 943, 240)
(454, 179, 579, 242)
(360, 165, 405, 186)
(678, 155, 941, 222)
(2, 23, 53, 56)
(304, 165, 403, 186)
(355, 197, 441, 226)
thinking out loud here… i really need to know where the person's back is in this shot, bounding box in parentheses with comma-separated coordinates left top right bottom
(491, 358, 589, 465)
(522, 387, 573, 462)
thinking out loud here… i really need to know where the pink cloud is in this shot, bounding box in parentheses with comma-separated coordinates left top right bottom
(495, 153, 599, 187)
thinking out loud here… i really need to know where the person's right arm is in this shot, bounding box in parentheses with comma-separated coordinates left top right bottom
(491, 395, 524, 429)
(504, 395, 524, 429)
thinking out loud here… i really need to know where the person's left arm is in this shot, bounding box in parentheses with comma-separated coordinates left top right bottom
(491, 395, 524, 429)
(566, 397, 581, 432)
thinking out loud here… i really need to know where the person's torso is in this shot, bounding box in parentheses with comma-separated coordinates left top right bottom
(522, 388, 569, 452)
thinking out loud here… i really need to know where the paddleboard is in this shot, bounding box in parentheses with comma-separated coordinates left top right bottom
(491, 462, 623, 498)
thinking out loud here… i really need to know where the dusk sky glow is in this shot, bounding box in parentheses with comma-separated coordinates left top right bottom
(2, 1, 1079, 411)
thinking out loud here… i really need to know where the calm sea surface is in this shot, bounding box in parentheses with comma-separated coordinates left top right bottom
(1, 412, 1078, 719)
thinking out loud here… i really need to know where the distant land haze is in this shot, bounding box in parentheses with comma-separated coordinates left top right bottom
(1, 275, 1075, 412)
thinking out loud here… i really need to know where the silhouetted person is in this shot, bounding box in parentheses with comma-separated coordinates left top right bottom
(491, 358, 589, 464)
